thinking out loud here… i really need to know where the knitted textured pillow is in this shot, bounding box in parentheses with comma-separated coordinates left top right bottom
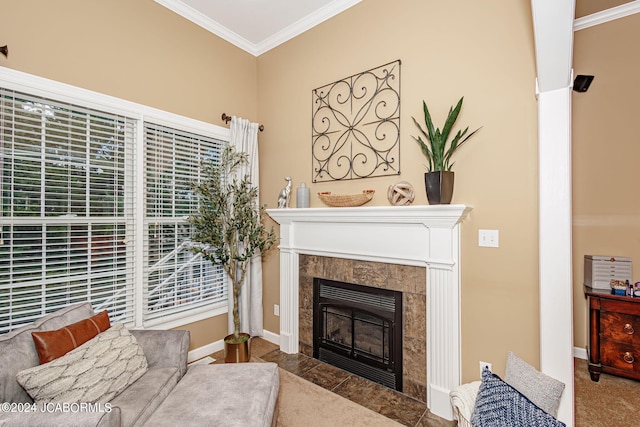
(471, 368, 566, 427)
(505, 352, 565, 417)
(17, 323, 147, 403)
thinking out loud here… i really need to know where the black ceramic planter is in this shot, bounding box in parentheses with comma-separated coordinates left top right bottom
(424, 171, 454, 205)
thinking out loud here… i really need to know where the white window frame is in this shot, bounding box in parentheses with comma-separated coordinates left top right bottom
(141, 122, 228, 328)
(0, 67, 230, 331)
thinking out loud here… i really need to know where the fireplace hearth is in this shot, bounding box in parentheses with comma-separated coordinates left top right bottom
(313, 278, 403, 391)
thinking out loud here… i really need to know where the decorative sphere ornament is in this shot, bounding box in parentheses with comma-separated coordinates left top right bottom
(387, 181, 415, 206)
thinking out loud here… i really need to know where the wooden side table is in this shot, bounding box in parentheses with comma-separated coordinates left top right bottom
(585, 285, 640, 382)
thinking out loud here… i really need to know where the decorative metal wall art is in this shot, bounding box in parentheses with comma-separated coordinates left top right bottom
(312, 60, 400, 182)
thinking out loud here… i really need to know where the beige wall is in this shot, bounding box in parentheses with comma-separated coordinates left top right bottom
(257, 0, 539, 382)
(0, 0, 258, 124)
(2, 0, 543, 377)
(0, 0, 258, 351)
(572, 14, 640, 351)
(575, 0, 631, 18)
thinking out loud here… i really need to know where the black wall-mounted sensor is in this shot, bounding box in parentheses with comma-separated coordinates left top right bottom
(573, 75, 594, 92)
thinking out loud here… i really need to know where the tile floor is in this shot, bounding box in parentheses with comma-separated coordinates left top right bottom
(209, 338, 456, 427)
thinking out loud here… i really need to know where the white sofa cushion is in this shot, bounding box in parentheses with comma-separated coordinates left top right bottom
(143, 363, 280, 427)
(110, 367, 181, 427)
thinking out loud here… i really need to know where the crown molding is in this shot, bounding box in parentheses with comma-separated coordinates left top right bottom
(154, 0, 258, 55)
(574, 0, 640, 31)
(155, 0, 361, 57)
(254, 0, 362, 56)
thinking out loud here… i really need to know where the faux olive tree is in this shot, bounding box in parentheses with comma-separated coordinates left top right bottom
(187, 144, 276, 344)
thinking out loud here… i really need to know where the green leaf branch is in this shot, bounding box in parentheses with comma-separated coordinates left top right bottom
(412, 97, 481, 172)
(187, 144, 276, 343)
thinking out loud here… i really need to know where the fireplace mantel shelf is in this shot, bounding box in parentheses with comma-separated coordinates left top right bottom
(267, 204, 471, 227)
(266, 204, 471, 421)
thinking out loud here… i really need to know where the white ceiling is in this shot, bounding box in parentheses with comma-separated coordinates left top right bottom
(154, 0, 362, 56)
(155, 0, 640, 89)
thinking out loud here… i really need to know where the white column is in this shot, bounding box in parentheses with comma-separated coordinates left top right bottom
(274, 217, 300, 354)
(278, 249, 299, 354)
(538, 87, 574, 425)
(426, 225, 461, 420)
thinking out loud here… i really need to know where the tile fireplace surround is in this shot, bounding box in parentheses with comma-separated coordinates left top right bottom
(299, 255, 425, 401)
(267, 205, 471, 421)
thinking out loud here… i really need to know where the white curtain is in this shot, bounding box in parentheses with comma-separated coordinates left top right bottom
(229, 116, 264, 337)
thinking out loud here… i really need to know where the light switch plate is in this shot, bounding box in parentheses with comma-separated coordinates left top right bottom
(479, 229, 499, 248)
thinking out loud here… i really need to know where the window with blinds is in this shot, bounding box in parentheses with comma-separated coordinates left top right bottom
(0, 89, 136, 333)
(143, 123, 227, 326)
(0, 73, 231, 334)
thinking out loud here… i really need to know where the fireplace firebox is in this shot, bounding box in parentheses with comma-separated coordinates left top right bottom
(313, 277, 403, 391)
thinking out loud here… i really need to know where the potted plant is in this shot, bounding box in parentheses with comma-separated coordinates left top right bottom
(412, 97, 480, 204)
(187, 144, 276, 362)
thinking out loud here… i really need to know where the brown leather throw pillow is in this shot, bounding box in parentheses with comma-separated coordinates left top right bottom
(31, 310, 111, 364)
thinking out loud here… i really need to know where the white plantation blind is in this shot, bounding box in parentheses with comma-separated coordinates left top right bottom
(143, 123, 227, 325)
(0, 88, 136, 333)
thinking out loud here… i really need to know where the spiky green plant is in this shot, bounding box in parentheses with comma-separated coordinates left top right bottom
(187, 144, 276, 344)
(412, 97, 480, 172)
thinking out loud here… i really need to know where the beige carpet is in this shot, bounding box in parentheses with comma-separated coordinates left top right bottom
(275, 368, 402, 427)
(574, 358, 639, 427)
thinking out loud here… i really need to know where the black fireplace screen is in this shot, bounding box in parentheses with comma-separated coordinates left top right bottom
(313, 278, 402, 391)
(324, 307, 390, 362)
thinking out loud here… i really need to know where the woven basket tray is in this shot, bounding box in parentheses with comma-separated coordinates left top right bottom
(317, 190, 375, 207)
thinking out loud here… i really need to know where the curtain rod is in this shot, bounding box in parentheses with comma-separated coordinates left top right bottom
(221, 113, 264, 132)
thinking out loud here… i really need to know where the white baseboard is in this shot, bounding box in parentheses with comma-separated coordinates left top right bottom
(187, 339, 224, 363)
(188, 356, 215, 366)
(573, 346, 588, 360)
(262, 329, 280, 346)
(186, 330, 280, 363)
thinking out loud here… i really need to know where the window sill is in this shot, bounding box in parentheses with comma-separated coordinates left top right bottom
(138, 302, 228, 330)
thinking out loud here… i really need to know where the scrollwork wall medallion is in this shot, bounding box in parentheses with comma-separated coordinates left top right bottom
(312, 60, 400, 182)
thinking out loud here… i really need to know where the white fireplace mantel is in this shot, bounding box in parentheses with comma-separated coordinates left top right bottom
(266, 204, 471, 420)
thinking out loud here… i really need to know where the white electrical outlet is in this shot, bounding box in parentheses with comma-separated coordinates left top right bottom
(274, 304, 280, 316)
(479, 229, 499, 248)
(479, 361, 492, 376)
